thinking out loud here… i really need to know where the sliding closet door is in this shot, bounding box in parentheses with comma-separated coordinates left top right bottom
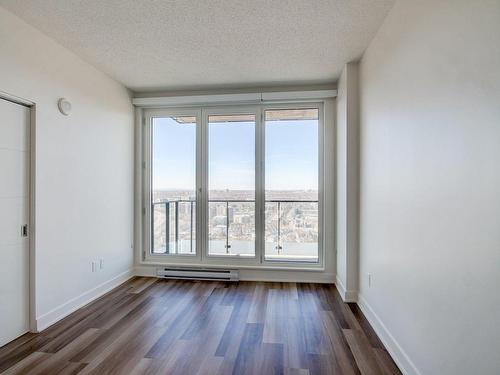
(0, 98, 30, 346)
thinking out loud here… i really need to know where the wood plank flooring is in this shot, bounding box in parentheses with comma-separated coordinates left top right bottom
(0, 277, 401, 375)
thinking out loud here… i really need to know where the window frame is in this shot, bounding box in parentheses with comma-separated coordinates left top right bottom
(142, 102, 325, 270)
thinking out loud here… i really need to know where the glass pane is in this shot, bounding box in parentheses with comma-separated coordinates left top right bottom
(151, 116, 196, 255)
(208, 114, 255, 257)
(265, 109, 319, 262)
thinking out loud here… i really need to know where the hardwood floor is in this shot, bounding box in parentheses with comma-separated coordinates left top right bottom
(0, 277, 401, 375)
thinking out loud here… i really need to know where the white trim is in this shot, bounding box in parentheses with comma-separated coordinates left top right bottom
(261, 90, 337, 101)
(138, 260, 325, 272)
(335, 276, 358, 302)
(135, 266, 334, 283)
(134, 107, 144, 265)
(35, 269, 134, 332)
(133, 93, 260, 107)
(0, 90, 35, 107)
(132, 90, 337, 107)
(28, 104, 36, 332)
(357, 294, 422, 375)
(241, 272, 334, 283)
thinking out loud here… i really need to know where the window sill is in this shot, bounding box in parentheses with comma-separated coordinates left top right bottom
(139, 259, 326, 272)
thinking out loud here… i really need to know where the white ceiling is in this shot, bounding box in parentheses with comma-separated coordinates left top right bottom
(0, 0, 394, 92)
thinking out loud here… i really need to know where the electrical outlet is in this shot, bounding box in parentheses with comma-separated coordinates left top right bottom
(99, 259, 104, 270)
(368, 273, 372, 288)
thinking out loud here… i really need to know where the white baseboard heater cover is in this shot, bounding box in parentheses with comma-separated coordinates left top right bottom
(156, 267, 239, 281)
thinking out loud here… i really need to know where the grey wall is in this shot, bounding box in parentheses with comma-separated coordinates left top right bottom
(358, 1, 500, 374)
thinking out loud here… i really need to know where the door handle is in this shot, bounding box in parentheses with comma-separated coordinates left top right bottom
(21, 224, 28, 237)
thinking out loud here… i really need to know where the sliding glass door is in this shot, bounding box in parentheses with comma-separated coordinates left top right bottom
(206, 112, 257, 258)
(144, 104, 322, 267)
(264, 108, 320, 262)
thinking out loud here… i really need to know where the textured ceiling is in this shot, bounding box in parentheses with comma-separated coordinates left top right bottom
(0, 0, 395, 92)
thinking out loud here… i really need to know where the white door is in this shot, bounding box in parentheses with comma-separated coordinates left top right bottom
(0, 98, 30, 347)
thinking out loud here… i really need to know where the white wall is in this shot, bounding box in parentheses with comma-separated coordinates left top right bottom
(336, 63, 359, 301)
(0, 7, 134, 329)
(358, 1, 500, 374)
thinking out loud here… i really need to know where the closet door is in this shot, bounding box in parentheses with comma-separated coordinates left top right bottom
(0, 98, 30, 346)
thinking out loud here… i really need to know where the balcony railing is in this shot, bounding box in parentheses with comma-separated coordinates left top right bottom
(152, 199, 318, 259)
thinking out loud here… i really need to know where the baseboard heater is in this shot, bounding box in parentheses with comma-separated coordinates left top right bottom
(156, 267, 239, 281)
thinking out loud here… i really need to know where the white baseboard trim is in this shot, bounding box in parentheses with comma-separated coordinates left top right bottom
(135, 265, 335, 283)
(135, 265, 156, 277)
(35, 269, 134, 332)
(357, 293, 421, 375)
(335, 275, 358, 302)
(239, 272, 335, 283)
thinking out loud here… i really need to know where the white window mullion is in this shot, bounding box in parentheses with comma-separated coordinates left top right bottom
(196, 108, 204, 261)
(200, 108, 208, 261)
(142, 111, 151, 259)
(255, 107, 264, 264)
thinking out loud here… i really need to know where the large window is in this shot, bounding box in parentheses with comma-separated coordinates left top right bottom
(144, 104, 323, 267)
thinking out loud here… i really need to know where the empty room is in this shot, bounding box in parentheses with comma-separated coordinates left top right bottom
(0, 1, 499, 374)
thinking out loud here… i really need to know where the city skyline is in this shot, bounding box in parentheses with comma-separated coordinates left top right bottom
(152, 188, 319, 260)
(152, 188, 319, 202)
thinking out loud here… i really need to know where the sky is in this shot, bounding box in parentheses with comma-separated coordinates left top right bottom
(152, 116, 318, 191)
